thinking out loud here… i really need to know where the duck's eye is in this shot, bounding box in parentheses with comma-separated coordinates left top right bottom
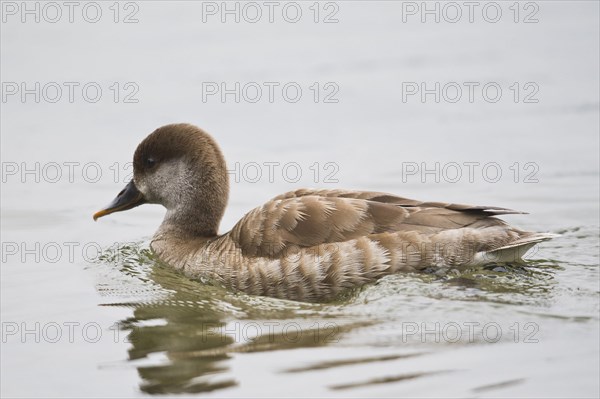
(145, 157, 156, 168)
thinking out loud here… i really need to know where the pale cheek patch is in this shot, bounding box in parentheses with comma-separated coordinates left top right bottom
(143, 160, 191, 207)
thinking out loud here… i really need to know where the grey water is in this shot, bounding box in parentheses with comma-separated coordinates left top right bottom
(1, 1, 599, 397)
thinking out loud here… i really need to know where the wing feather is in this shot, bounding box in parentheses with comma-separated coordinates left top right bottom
(229, 189, 523, 258)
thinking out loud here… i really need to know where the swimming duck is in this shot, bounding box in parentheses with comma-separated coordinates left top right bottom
(93, 123, 556, 302)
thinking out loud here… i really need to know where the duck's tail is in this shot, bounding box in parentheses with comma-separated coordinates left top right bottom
(474, 232, 560, 265)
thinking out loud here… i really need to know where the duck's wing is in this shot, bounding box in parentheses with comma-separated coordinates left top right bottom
(272, 189, 525, 216)
(229, 189, 525, 258)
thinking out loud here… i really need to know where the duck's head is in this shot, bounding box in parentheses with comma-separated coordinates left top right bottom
(93, 123, 229, 237)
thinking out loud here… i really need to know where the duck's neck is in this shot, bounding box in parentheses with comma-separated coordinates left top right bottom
(157, 207, 221, 239)
(156, 177, 229, 240)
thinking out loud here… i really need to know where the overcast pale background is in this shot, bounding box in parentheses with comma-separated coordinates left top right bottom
(1, 1, 599, 397)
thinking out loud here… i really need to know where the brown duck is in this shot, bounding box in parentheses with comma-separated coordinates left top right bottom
(93, 124, 557, 302)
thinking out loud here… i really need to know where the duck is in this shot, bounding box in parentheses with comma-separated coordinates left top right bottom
(93, 123, 557, 302)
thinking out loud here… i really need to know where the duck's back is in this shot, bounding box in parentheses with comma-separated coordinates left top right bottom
(158, 189, 554, 302)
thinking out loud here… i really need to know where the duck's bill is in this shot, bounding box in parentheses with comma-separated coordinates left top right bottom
(93, 180, 147, 221)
